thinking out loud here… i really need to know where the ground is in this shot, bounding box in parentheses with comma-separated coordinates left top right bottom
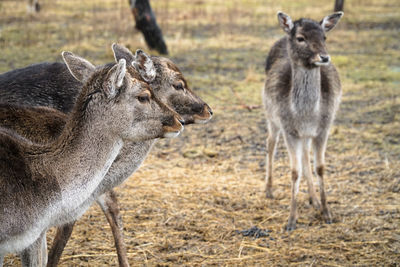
(1, 0, 399, 266)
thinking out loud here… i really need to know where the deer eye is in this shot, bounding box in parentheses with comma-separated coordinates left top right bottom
(323, 36, 327, 41)
(173, 83, 184, 91)
(137, 95, 150, 103)
(296, 37, 305, 42)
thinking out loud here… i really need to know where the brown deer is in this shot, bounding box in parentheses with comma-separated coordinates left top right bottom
(0, 51, 183, 266)
(0, 44, 212, 266)
(263, 11, 343, 230)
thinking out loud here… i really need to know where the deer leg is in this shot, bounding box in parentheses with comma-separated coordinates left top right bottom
(313, 134, 332, 224)
(97, 190, 130, 267)
(20, 231, 46, 267)
(302, 138, 321, 210)
(41, 231, 47, 267)
(265, 122, 280, 198)
(47, 221, 76, 267)
(284, 134, 302, 231)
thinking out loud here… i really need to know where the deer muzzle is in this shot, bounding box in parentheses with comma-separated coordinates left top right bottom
(312, 54, 330, 66)
(193, 105, 213, 124)
(162, 116, 184, 138)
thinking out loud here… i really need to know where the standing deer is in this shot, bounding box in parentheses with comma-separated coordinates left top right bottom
(0, 51, 183, 266)
(263, 11, 343, 230)
(0, 44, 212, 266)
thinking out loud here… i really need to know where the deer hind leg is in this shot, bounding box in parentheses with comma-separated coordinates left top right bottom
(97, 190, 130, 267)
(302, 138, 321, 210)
(20, 231, 47, 267)
(313, 134, 332, 224)
(265, 121, 280, 198)
(47, 221, 76, 267)
(284, 134, 302, 231)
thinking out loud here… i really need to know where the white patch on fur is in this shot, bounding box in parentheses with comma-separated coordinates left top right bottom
(277, 11, 294, 33)
(0, 229, 39, 254)
(314, 61, 330, 66)
(194, 116, 212, 124)
(144, 58, 156, 81)
(96, 194, 108, 211)
(321, 12, 344, 32)
(116, 59, 126, 87)
(163, 126, 184, 138)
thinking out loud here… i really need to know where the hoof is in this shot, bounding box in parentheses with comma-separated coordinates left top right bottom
(286, 217, 297, 231)
(322, 209, 332, 224)
(285, 222, 296, 231)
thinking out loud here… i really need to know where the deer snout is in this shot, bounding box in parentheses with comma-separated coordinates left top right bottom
(162, 115, 184, 138)
(193, 104, 213, 124)
(320, 54, 330, 63)
(313, 54, 331, 66)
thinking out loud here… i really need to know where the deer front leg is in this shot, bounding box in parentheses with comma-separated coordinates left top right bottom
(47, 221, 76, 267)
(20, 231, 47, 267)
(313, 134, 332, 224)
(265, 122, 280, 198)
(97, 190, 130, 267)
(40, 232, 47, 267)
(284, 134, 302, 231)
(302, 138, 321, 210)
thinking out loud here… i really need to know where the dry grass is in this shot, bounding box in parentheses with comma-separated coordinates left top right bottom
(1, 0, 400, 266)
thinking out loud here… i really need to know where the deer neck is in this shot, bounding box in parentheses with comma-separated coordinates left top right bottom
(290, 62, 321, 116)
(32, 90, 124, 215)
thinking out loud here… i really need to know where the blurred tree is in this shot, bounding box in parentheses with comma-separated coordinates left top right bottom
(27, 0, 40, 13)
(334, 0, 344, 11)
(129, 0, 168, 55)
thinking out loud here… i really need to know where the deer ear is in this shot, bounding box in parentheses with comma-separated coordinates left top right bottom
(320, 12, 344, 32)
(277, 11, 293, 34)
(111, 43, 135, 65)
(62, 51, 95, 83)
(133, 49, 156, 82)
(103, 59, 127, 99)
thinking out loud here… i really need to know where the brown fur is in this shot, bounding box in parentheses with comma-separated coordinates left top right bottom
(0, 104, 65, 143)
(263, 12, 343, 231)
(0, 53, 181, 265)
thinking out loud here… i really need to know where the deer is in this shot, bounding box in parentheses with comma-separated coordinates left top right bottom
(0, 44, 212, 266)
(0, 51, 184, 266)
(262, 11, 343, 231)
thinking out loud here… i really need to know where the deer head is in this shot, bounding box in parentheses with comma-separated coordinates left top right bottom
(112, 43, 213, 125)
(62, 51, 183, 141)
(277, 11, 343, 68)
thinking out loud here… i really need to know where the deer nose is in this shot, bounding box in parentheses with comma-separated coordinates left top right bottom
(320, 55, 330, 63)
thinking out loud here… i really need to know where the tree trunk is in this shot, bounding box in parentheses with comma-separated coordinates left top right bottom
(334, 0, 344, 12)
(129, 0, 168, 55)
(27, 0, 40, 13)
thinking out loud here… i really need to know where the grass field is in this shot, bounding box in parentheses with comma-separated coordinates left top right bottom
(1, 0, 399, 265)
